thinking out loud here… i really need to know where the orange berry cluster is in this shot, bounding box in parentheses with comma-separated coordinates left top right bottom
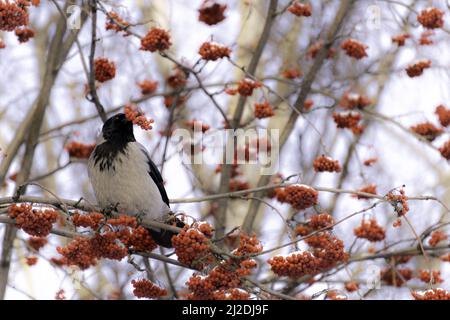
(288, 2, 312, 17)
(8, 204, 58, 237)
(339, 92, 371, 110)
(281, 67, 302, 79)
(344, 281, 359, 292)
(410, 122, 443, 142)
(380, 267, 412, 287)
(166, 68, 187, 89)
(26, 256, 38, 266)
(412, 288, 450, 300)
(363, 158, 377, 166)
(0, 1, 29, 31)
(140, 27, 171, 52)
(418, 269, 443, 285)
(71, 211, 104, 229)
(306, 233, 348, 269)
(185, 234, 261, 300)
(105, 12, 130, 36)
(15, 27, 33, 43)
(417, 7, 444, 29)
(307, 41, 336, 59)
(137, 80, 158, 95)
(268, 251, 320, 278)
(131, 279, 167, 299)
(229, 179, 250, 192)
(313, 155, 341, 173)
(211, 288, 250, 300)
(386, 188, 409, 217)
(117, 226, 157, 252)
(185, 119, 210, 133)
(27, 236, 48, 251)
(276, 185, 318, 210)
(332, 112, 364, 134)
(64, 141, 95, 159)
(353, 219, 386, 242)
(340, 39, 368, 59)
(391, 33, 410, 46)
(254, 101, 274, 119)
(106, 215, 137, 228)
(56, 232, 128, 270)
(124, 104, 154, 130)
(237, 78, 262, 96)
(199, 41, 231, 61)
(198, 1, 226, 26)
(354, 184, 377, 199)
(428, 230, 447, 247)
(164, 94, 187, 108)
(406, 59, 431, 77)
(172, 223, 214, 270)
(419, 30, 434, 45)
(439, 139, 450, 160)
(94, 57, 116, 83)
(435, 104, 450, 127)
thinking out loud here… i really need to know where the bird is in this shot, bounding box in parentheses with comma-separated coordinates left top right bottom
(87, 113, 184, 248)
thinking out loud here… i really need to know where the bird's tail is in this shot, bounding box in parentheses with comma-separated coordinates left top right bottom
(147, 216, 186, 248)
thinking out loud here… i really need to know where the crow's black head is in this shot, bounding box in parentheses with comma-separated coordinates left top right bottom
(102, 113, 135, 142)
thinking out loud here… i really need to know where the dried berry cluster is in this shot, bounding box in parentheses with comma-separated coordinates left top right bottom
(354, 219, 386, 242)
(439, 139, 450, 160)
(15, 27, 33, 43)
(172, 223, 214, 270)
(412, 288, 450, 300)
(137, 80, 158, 95)
(0, 1, 29, 31)
(391, 33, 410, 46)
(435, 104, 450, 127)
(417, 7, 444, 29)
(275, 185, 319, 210)
(270, 222, 348, 279)
(65, 141, 95, 159)
(428, 230, 448, 247)
(124, 104, 154, 130)
(198, 1, 226, 25)
(27, 236, 48, 251)
(419, 30, 434, 45)
(313, 155, 341, 173)
(166, 68, 187, 89)
(281, 67, 302, 79)
(237, 78, 262, 96)
(339, 92, 371, 110)
(410, 122, 443, 141)
(26, 256, 38, 266)
(307, 41, 336, 59)
(105, 12, 130, 36)
(288, 2, 312, 17)
(131, 279, 167, 299)
(8, 204, 58, 237)
(71, 211, 104, 229)
(185, 119, 210, 133)
(184, 234, 261, 300)
(140, 27, 171, 52)
(418, 269, 443, 284)
(332, 112, 364, 134)
(354, 184, 377, 199)
(381, 267, 412, 287)
(254, 101, 274, 119)
(406, 59, 431, 78)
(94, 57, 116, 83)
(199, 41, 231, 61)
(340, 39, 368, 59)
(386, 188, 409, 217)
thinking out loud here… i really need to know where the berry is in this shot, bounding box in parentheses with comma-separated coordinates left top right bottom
(140, 27, 171, 52)
(199, 41, 231, 61)
(417, 7, 444, 29)
(94, 57, 116, 83)
(198, 1, 226, 25)
(341, 39, 368, 59)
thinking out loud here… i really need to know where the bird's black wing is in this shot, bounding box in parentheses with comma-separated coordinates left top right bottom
(140, 147, 170, 207)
